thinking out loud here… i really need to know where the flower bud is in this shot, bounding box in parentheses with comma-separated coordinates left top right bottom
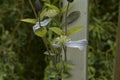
(67, 0, 74, 2)
(35, 0, 42, 13)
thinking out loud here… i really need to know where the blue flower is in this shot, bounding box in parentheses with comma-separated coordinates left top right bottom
(66, 39, 87, 51)
(53, 37, 87, 51)
(33, 18, 51, 32)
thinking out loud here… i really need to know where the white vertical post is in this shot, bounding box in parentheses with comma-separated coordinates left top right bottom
(63, 0, 88, 80)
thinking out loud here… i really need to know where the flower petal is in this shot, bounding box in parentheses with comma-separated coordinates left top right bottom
(33, 18, 51, 32)
(33, 22, 40, 32)
(41, 18, 51, 26)
(66, 39, 87, 51)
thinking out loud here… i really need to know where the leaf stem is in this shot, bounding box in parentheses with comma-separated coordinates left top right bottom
(52, 18, 60, 28)
(28, 0, 38, 19)
(42, 37, 51, 55)
(63, 45, 67, 62)
(65, 2, 70, 35)
(63, 2, 70, 62)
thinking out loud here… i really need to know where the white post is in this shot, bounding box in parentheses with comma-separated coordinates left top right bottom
(64, 0, 88, 80)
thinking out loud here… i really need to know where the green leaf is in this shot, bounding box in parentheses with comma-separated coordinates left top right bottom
(44, 9, 58, 18)
(34, 28, 47, 37)
(67, 26, 83, 36)
(49, 27, 64, 35)
(61, 72, 71, 78)
(56, 62, 63, 70)
(21, 19, 37, 24)
(64, 63, 74, 71)
(66, 11, 80, 24)
(44, 3, 59, 12)
(40, 8, 47, 20)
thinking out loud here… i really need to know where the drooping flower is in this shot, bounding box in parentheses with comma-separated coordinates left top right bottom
(66, 39, 87, 51)
(53, 36, 87, 51)
(33, 18, 51, 32)
(53, 35, 70, 47)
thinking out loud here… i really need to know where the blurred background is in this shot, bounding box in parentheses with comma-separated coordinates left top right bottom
(0, 0, 119, 80)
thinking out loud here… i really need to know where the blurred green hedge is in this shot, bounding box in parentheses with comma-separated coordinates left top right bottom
(88, 0, 118, 80)
(0, 0, 119, 80)
(0, 0, 46, 80)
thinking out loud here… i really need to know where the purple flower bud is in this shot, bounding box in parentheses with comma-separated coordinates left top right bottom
(35, 0, 43, 13)
(67, 0, 74, 3)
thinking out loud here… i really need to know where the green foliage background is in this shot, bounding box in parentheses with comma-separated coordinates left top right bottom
(0, 0, 46, 80)
(0, 0, 118, 80)
(88, 0, 118, 80)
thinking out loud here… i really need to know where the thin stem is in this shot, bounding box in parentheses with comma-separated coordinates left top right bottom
(47, 38, 58, 55)
(59, 0, 63, 9)
(63, 2, 70, 62)
(65, 2, 70, 35)
(38, 12, 41, 27)
(32, 0, 52, 56)
(42, 37, 51, 55)
(43, 34, 58, 57)
(37, 10, 51, 55)
(52, 18, 60, 28)
(63, 45, 67, 62)
(59, 0, 63, 29)
(64, 46, 67, 62)
(28, 0, 38, 19)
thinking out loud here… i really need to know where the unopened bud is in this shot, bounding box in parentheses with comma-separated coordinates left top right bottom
(35, 0, 42, 13)
(67, 0, 74, 3)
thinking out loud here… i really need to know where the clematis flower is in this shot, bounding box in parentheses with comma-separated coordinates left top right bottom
(53, 36, 87, 51)
(33, 18, 51, 32)
(53, 35, 70, 46)
(66, 39, 87, 51)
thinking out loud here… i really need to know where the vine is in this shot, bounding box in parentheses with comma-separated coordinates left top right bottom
(21, 0, 87, 80)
